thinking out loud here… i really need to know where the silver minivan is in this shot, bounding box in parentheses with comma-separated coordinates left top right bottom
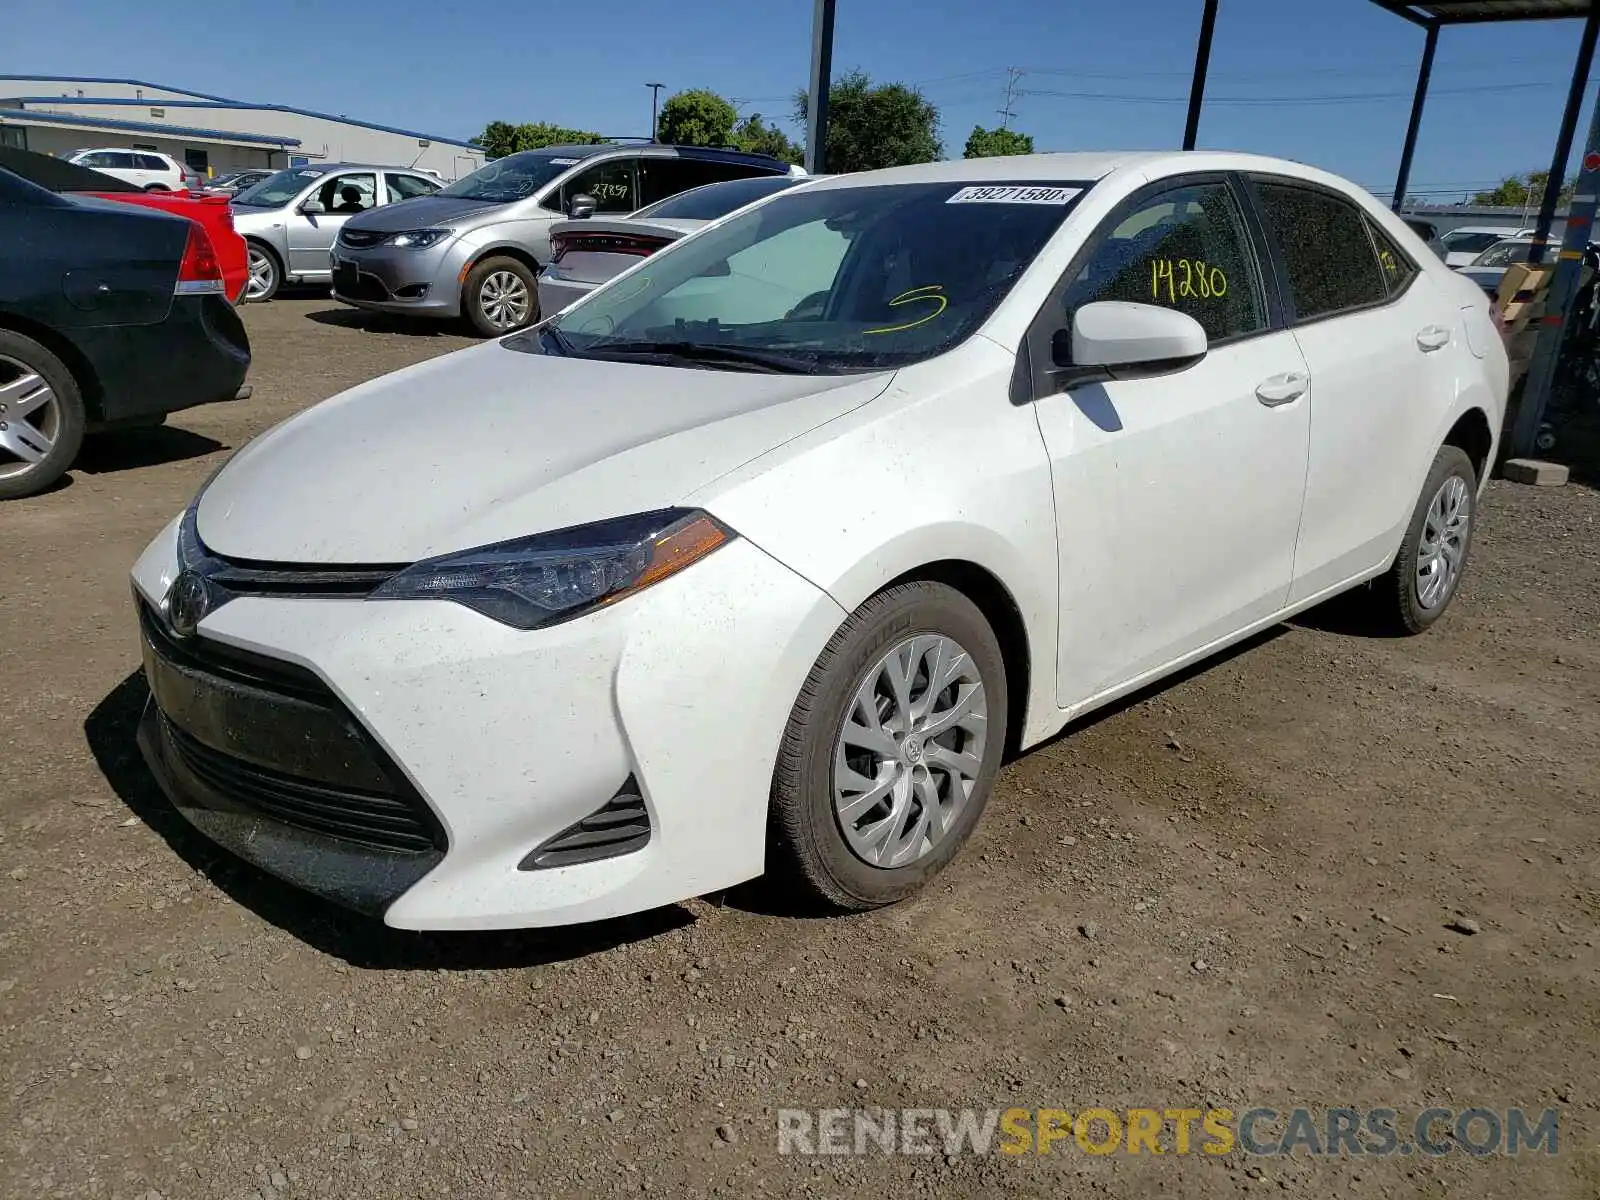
(230, 163, 443, 301)
(330, 143, 799, 335)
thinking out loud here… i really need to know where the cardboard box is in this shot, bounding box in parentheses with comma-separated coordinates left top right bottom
(1496, 263, 1553, 307)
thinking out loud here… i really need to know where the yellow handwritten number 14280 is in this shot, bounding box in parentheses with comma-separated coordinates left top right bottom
(1151, 259, 1228, 303)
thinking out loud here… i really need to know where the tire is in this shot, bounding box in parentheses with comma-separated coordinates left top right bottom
(144, 183, 169, 192)
(463, 256, 538, 336)
(244, 241, 281, 302)
(0, 331, 86, 501)
(768, 581, 1010, 912)
(1370, 444, 1477, 634)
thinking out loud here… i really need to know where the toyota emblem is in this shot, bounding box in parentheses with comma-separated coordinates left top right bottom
(166, 570, 212, 638)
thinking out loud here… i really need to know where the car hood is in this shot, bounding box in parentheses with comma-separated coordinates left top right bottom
(344, 194, 506, 233)
(197, 341, 893, 563)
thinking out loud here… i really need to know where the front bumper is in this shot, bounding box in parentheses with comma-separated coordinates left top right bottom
(329, 240, 464, 318)
(129, 520, 847, 929)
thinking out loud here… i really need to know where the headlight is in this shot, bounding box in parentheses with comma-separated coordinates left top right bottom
(389, 228, 452, 249)
(370, 509, 734, 630)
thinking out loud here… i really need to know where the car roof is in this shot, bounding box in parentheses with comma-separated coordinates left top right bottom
(285, 162, 434, 174)
(494, 143, 793, 170)
(1445, 225, 1526, 234)
(796, 150, 1371, 194)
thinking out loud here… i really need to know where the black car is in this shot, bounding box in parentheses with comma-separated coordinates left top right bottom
(0, 166, 250, 499)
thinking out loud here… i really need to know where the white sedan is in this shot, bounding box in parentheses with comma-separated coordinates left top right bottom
(131, 151, 1507, 930)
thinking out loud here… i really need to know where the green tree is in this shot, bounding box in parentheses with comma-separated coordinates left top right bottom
(1470, 170, 1575, 207)
(473, 121, 606, 160)
(657, 89, 738, 147)
(731, 112, 803, 164)
(795, 70, 942, 172)
(963, 125, 1034, 159)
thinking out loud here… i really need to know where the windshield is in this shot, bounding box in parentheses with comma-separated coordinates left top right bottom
(632, 176, 800, 222)
(233, 167, 327, 207)
(439, 152, 578, 203)
(544, 180, 1088, 374)
(1471, 240, 1534, 267)
(1441, 230, 1507, 255)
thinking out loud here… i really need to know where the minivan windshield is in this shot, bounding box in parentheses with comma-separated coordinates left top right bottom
(233, 167, 327, 207)
(541, 180, 1089, 374)
(439, 152, 579, 203)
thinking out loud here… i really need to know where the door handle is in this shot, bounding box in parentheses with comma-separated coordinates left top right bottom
(1255, 372, 1308, 407)
(1416, 324, 1452, 351)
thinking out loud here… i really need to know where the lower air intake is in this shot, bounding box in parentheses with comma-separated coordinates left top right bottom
(519, 778, 650, 870)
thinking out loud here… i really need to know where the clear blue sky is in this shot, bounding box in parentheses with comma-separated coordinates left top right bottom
(5, 0, 1597, 200)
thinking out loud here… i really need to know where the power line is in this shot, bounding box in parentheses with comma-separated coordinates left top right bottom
(1020, 80, 1565, 106)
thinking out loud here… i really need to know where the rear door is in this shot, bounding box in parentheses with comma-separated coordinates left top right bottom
(1248, 177, 1449, 603)
(1028, 175, 1312, 704)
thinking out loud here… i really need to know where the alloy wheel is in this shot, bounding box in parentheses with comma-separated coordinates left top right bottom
(478, 270, 532, 330)
(1415, 474, 1471, 610)
(831, 634, 989, 869)
(0, 354, 61, 483)
(245, 248, 277, 301)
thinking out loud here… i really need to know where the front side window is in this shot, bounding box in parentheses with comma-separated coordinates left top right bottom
(1255, 182, 1387, 320)
(233, 167, 328, 207)
(543, 180, 1088, 373)
(76, 151, 114, 167)
(553, 158, 637, 213)
(1061, 182, 1265, 343)
(316, 173, 377, 213)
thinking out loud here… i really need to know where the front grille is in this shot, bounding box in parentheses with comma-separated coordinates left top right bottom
(140, 600, 445, 855)
(520, 779, 650, 870)
(161, 718, 439, 853)
(332, 263, 390, 303)
(339, 228, 389, 249)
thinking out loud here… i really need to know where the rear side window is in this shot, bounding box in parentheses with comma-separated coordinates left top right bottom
(637, 157, 772, 207)
(1364, 217, 1418, 297)
(1061, 181, 1265, 343)
(1255, 182, 1387, 320)
(387, 172, 439, 201)
(139, 154, 168, 171)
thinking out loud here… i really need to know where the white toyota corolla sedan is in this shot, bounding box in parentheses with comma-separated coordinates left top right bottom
(131, 152, 1507, 930)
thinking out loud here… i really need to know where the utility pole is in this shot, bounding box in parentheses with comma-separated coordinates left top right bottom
(647, 82, 665, 142)
(998, 67, 1024, 130)
(805, 0, 837, 174)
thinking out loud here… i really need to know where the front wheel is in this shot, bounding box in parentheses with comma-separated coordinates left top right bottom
(1370, 445, 1477, 634)
(244, 243, 281, 302)
(463, 256, 538, 336)
(768, 581, 1009, 912)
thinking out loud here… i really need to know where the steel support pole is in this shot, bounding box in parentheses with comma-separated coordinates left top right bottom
(1512, 83, 1600, 457)
(1531, 7, 1600, 263)
(1182, 0, 1219, 151)
(1392, 21, 1438, 212)
(805, 0, 837, 175)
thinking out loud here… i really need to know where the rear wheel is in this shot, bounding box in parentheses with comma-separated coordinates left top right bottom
(463, 256, 538, 336)
(143, 183, 169, 192)
(244, 242, 281, 302)
(768, 581, 1009, 911)
(0, 332, 86, 500)
(1369, 445, 1477, 634)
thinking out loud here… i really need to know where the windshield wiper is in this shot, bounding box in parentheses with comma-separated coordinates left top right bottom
(579, 339, 817, 374)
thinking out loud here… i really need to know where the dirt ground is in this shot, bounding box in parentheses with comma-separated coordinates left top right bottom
(2, 298, 1598, 1200)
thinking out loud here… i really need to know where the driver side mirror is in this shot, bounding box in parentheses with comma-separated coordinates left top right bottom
(1055, 301, 1207, 380)
(567, 193, 597, 220)
(300, 198, 326, 215)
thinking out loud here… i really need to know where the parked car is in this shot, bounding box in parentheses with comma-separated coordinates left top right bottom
(64, 147, 199, 192)
(0, 146, 250, 304)
(1434, 224, 1532, 267)
(229, 163, 443, 301)
(0, 167, 250, 499)
(330, 144, 798, 336)
(1402, 216, 1437, 243)
(1456, 236, 1538, 297)
(537, 174, 815, 315)
(205, 169, 273, 197)
(132, 152, 1505, 930)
